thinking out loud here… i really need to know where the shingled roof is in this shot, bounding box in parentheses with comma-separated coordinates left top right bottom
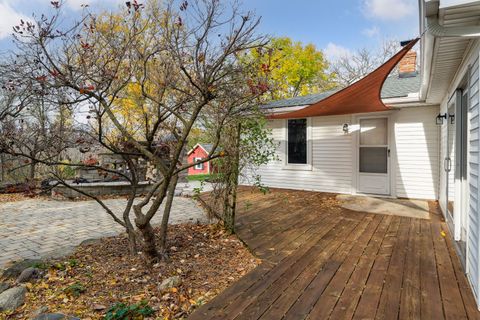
(380, 73, 421, 99)
(263, 73, 420, 109)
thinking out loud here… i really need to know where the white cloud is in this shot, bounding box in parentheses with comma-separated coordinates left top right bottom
(324, 43, 352, 62)
(65, 0, 122, 11)
(362, 26, 380, 38)
(363, 0, 415, 20)
(0, 0, 127, 42)
(0, 1, 31, 40)
(66, 0, 94, 10)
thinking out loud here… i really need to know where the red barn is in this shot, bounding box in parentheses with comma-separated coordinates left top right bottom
(187, 143, 215, 176)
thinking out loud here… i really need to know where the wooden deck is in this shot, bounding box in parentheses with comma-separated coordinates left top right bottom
(190, 188, 480, 320)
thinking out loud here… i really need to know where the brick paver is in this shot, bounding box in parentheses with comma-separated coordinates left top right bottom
(0, 197, 208, 267)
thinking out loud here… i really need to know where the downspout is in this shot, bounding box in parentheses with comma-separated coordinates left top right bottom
(419, 32, 435, 101)
(418, 0, 436, 102)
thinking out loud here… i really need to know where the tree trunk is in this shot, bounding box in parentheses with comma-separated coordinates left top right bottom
(222, 183, 234, 232)
(29, 161, 36, 182)
(223, 122, 241, 233)
(124, 204, 140, 255)
(0, 153, 5, 182)
(133, 178, 171, 263)
(158, 174, 179, 259)
(137, 221, 159, 262)
(126, 227, 140, 255)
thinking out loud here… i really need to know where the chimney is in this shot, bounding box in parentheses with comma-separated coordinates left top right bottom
(398, 50, 417, 78)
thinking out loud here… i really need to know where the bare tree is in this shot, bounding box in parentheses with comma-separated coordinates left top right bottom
(0, 0, 268, 262)
(0, 63, 36, 122)
(331, 39, 401, 87)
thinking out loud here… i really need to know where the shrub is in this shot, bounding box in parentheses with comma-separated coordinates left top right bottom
(104, 301, 154, 320)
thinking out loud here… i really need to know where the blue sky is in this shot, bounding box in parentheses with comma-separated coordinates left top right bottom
(0, 0, 419, 61)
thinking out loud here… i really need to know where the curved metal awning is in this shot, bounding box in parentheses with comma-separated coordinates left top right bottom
(269, 38, 420, 119)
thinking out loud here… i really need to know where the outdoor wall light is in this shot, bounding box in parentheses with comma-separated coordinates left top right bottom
(342, 123, 349, 134)
(436, 113, 447, 125)
(449, 113, 455, 124)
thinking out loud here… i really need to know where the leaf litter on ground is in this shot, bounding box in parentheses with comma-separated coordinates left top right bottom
(1, 223, 259, 319)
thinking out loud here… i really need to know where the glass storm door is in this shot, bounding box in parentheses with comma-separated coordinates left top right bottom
(446, 102, 455, 224)
(358, 117, 390, 195)
(446, 89, 468, 256)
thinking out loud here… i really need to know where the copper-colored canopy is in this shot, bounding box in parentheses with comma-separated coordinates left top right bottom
(269, 38, 419, 119)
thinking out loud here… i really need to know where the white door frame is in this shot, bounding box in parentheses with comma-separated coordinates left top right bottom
(446, 89, 469, 243)
(353, 113, 393, 196)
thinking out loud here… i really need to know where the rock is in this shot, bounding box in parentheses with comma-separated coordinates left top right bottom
(0, 282, 10, 294)
(42, 246, 75, 260)
(158, 276, 182, 291)
(33, 313, 80, 320)
(80, 238, 100, 246)
(30, 306, 49, 318)
(1, 259, 43, 279)
(0, 286, 26, 311)
(16, 267, 39, 283)
(92, 304, 107, 311)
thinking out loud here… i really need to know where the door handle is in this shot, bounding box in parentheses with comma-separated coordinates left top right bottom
(445, 158, 452, 172)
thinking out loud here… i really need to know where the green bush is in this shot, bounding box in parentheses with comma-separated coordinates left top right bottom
(187, 174, 211, 182)
(187, 173, 222, 182)
(104, 301, 154, 320)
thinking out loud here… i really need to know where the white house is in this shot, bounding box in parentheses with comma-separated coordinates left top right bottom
(249, 0, 480, 307)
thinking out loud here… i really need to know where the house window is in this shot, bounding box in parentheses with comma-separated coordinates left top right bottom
(194, 157, 203, 170)
(287, 119, 307, 164)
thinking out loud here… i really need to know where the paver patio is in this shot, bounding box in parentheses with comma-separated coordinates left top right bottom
(0, 197, 208, 267)
(190, 187, 480, 320)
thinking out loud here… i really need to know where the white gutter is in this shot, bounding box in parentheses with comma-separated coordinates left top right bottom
(426, 16, 480, 37)
(265, 105, 308, 114)
(382, 93, 422, 105)
(439, 0, 480, 9)
(419, 1, 480, 101)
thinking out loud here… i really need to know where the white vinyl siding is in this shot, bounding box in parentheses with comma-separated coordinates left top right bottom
(254, 115, 353, 194)
(312, 116, 353, 193)
(394, 107, 440, 199)
(250, 108, 439, 200)
(468, 54, 480, 300)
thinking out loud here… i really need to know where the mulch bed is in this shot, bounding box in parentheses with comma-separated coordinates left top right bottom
(1, 224, 259, 319)
(0, 193, 44, 203)
(0, 192, 148, 203)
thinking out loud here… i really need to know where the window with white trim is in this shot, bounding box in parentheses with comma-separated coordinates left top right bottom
(194, 157, 204, 170)
(287, 119, 307, 164)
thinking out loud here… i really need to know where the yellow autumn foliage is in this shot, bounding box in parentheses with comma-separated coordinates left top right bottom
(244, 37, 337, 100)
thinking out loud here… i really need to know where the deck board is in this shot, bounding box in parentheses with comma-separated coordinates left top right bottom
(352, 216, 401, 319)
(189, 188, 480, 320)
(329, 215, 393, 319)
(271, 215, 377, 320)
(419, 218, 445, 320)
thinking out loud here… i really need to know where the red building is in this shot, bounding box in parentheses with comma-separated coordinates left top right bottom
(187, 143, 215, 176)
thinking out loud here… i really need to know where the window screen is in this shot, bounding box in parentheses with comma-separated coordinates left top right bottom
(359, 147, 387, 173)
(288, 119, 307, 164)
